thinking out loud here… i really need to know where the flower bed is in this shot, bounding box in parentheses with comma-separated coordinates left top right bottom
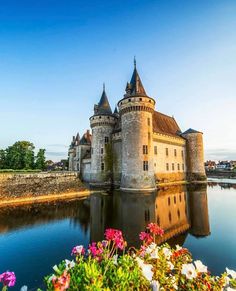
(1, 223, 236, 290)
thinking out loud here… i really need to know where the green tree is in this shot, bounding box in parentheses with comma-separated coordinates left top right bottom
(0, 149, 6, 169)
(5, 141, 35, 169)
(35, 149, 46, 170)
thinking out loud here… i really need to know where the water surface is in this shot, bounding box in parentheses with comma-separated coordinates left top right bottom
(0, 182, 235, 290)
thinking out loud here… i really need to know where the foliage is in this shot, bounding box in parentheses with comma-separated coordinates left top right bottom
(35, 149, 46, 170)
(40, 223, 236, 291)
(0, 141, 46, 170)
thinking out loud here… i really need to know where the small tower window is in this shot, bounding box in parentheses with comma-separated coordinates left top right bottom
(168, 197, 171, 206)
(143, 145, 148, 154)
(172, 163, 175, 171)
(101, 148, 104, 154)
(147, 118, 150, 126)
(105, 136, 109, 144)
(177, 163, 180, 171)
(174, 196, 176, 204)
(166, 163, 169, 171)
(166, 148, 169, 156)
(139, 98, 142, 101)
(143, 161, 148, 171)
(101, 162, 105, 171)
(128, 98, 131, 102)
(182, 164, 184, 171)
(154, 146, 157, 155)
(174, 149, 177, 157)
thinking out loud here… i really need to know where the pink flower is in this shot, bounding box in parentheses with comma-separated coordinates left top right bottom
(104, 228, 126, 250)
(147, 223, 164, 236)
(139, 232, 153, 244)
(52, 271, 70, 291)
(0, 271, 16, 287)
(71, 245, 85, 256)
(88, 242, 103, 258)
(105, 229, 117, 241)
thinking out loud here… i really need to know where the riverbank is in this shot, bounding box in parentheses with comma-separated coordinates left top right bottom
(0, 172, 90, 206)
(206, 170, 236, 179)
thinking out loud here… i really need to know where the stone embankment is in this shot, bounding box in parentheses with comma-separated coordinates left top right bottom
(206, 170, 236, 179)
(0, 172, 90, 206)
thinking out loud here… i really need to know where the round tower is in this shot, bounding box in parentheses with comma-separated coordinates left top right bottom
(182, 129, 206, 181)
(118, 61, 156, 191)
(90, 86, 117, 184)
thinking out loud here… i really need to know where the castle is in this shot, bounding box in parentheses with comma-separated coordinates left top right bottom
(69, 61, 206, 191)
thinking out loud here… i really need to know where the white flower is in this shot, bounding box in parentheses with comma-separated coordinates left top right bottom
(226, 268, 236, 279)
(194, 260, 207, 273)
(113, 254, 118, 265)
(181, 263, 197, 280)
(162, 247, 172, 259)
(150, 249, 159, 259)
(136, 257, 153, 282)
(65, 259, 75, 270)
(167, 261, 174, 270)
(226, 287, 236, 291)
(151, 280, 160, 291)
(142, 263, 154, 282)
(52, 265, 60, 274)
(176, 245, 182, 251)
(145, 244, 159, 259)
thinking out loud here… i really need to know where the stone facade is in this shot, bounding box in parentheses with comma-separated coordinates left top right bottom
(69, 62, 206, 190)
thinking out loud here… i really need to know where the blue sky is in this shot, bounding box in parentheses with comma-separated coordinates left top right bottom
(0, 0, 235, 161)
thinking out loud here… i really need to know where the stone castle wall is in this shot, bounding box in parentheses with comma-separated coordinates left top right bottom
(0, 172, 85, 199)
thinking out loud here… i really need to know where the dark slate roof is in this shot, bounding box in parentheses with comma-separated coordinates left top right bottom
(182, 128, 202, 134)
(113, 106, 118, 114)
(125, 65, 148, 97)
(94, 88, 112, 115)
(153, 111, 182, 137)
(79, 131, 92, 145)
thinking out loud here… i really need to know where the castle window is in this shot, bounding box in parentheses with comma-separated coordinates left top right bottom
(177, 163, 180, 171)
(99, 116, 101, 119)
(179, 194, 182, 202)
(143, 145, 148, 154)
(172, 163, 175, 171)
(154, 146, 157, 155)
(139, 98, 142, 101)
(147, 118, 150, 126)
(149, 100, 151, 103)
(174, 149, 177, 157)
(105, 136, 109, 144)
(181, 150, 184, 158)
(182, 164, 184, 171)
(107, 116, 110, 119)
(148, 132, 151, 140)
(168, 212, 172, 223)
(143, 161, 148, 171)
(129, 98, 131, 102)
(168, 197, 171, 206)
(101, 162, 105, 171)
(166, 163, 169, 171)
(101, 148, 104, 154)
(177, 209, 180, 219)
(166, 148, 169, 156)
(174, 196, 176, 204)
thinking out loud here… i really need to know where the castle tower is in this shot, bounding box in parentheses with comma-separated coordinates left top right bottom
(118, 61, 156, 190)
(182, 129, 206, 181)
(89, 85, 117, 183)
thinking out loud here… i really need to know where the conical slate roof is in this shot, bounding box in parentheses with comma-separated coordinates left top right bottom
(183, 128, 202, 134)
(125, 60, 147, 97)
(95, 86, 112, 115)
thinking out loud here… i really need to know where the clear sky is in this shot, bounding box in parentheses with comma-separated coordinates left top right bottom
(0, 0, 235, 161)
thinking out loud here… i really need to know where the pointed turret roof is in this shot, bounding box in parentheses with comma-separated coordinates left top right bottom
(125, 58, 148, 97)
(114, 106, 118, 114)
(95, 84, 112, 115)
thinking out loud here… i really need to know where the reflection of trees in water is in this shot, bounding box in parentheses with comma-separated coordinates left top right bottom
(0, 199, 90, 234)
(90, 184, 210, 248)
(208, 181, 236, 190)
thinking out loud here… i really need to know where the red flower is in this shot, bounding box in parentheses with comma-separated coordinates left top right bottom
(52, 271, 70, 291)
(104, 228, 126, 250)
(139, 232, 153, 244)
(147, 223, 164, 236)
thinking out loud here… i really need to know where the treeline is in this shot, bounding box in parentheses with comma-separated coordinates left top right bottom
(0, 141, 46, 170)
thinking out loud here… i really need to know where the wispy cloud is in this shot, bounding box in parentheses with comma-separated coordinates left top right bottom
(205, 148, 236, 161)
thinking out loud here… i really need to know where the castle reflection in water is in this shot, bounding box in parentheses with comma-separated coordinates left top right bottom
(90, 184, 210, 247)
(0, 184, 210, 247)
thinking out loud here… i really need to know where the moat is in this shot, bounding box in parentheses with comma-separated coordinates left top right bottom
(0, 181, 236, 290)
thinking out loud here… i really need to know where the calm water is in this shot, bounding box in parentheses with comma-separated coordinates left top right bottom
(0, 181, 236, 290)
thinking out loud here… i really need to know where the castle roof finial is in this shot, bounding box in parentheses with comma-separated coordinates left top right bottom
(134, 56, 136, 69)
(103, 82, 105, 91)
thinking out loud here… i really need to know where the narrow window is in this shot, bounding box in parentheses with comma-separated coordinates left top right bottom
(154, 146, 157, 155)
(174, 149, 177, 157)
(166, 148, 169, 156)
(177, 163, 180, 171)
(143, 161, 149, 171)
(147, 118, 150, 126)
(139, 98, 142, 101)
(172, 163, 175, 171)
(101, 148, 104, 154)
(174, 196, 176, 204)
(101, 162, 104, 171)
(143, 145, 148, 154)
(166, 163, 169, 171)
(105, 136, 109, 144)
(168, 212, 172, 223)
(168, 197, 171, 206)
(177, 209, 180, 219)
(182, 164, 184, 171)
(181, 150, 184, 158)
(179, 194, 182, 202)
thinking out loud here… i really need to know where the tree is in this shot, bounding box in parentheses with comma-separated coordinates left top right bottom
(0, 149, 6, 169)
(5, 141, 35, 170)
(35, 149, 46, 170)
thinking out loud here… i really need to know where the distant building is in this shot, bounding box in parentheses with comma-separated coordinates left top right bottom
(69, 61, 206, 190)
(205, 160, 216, 170)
